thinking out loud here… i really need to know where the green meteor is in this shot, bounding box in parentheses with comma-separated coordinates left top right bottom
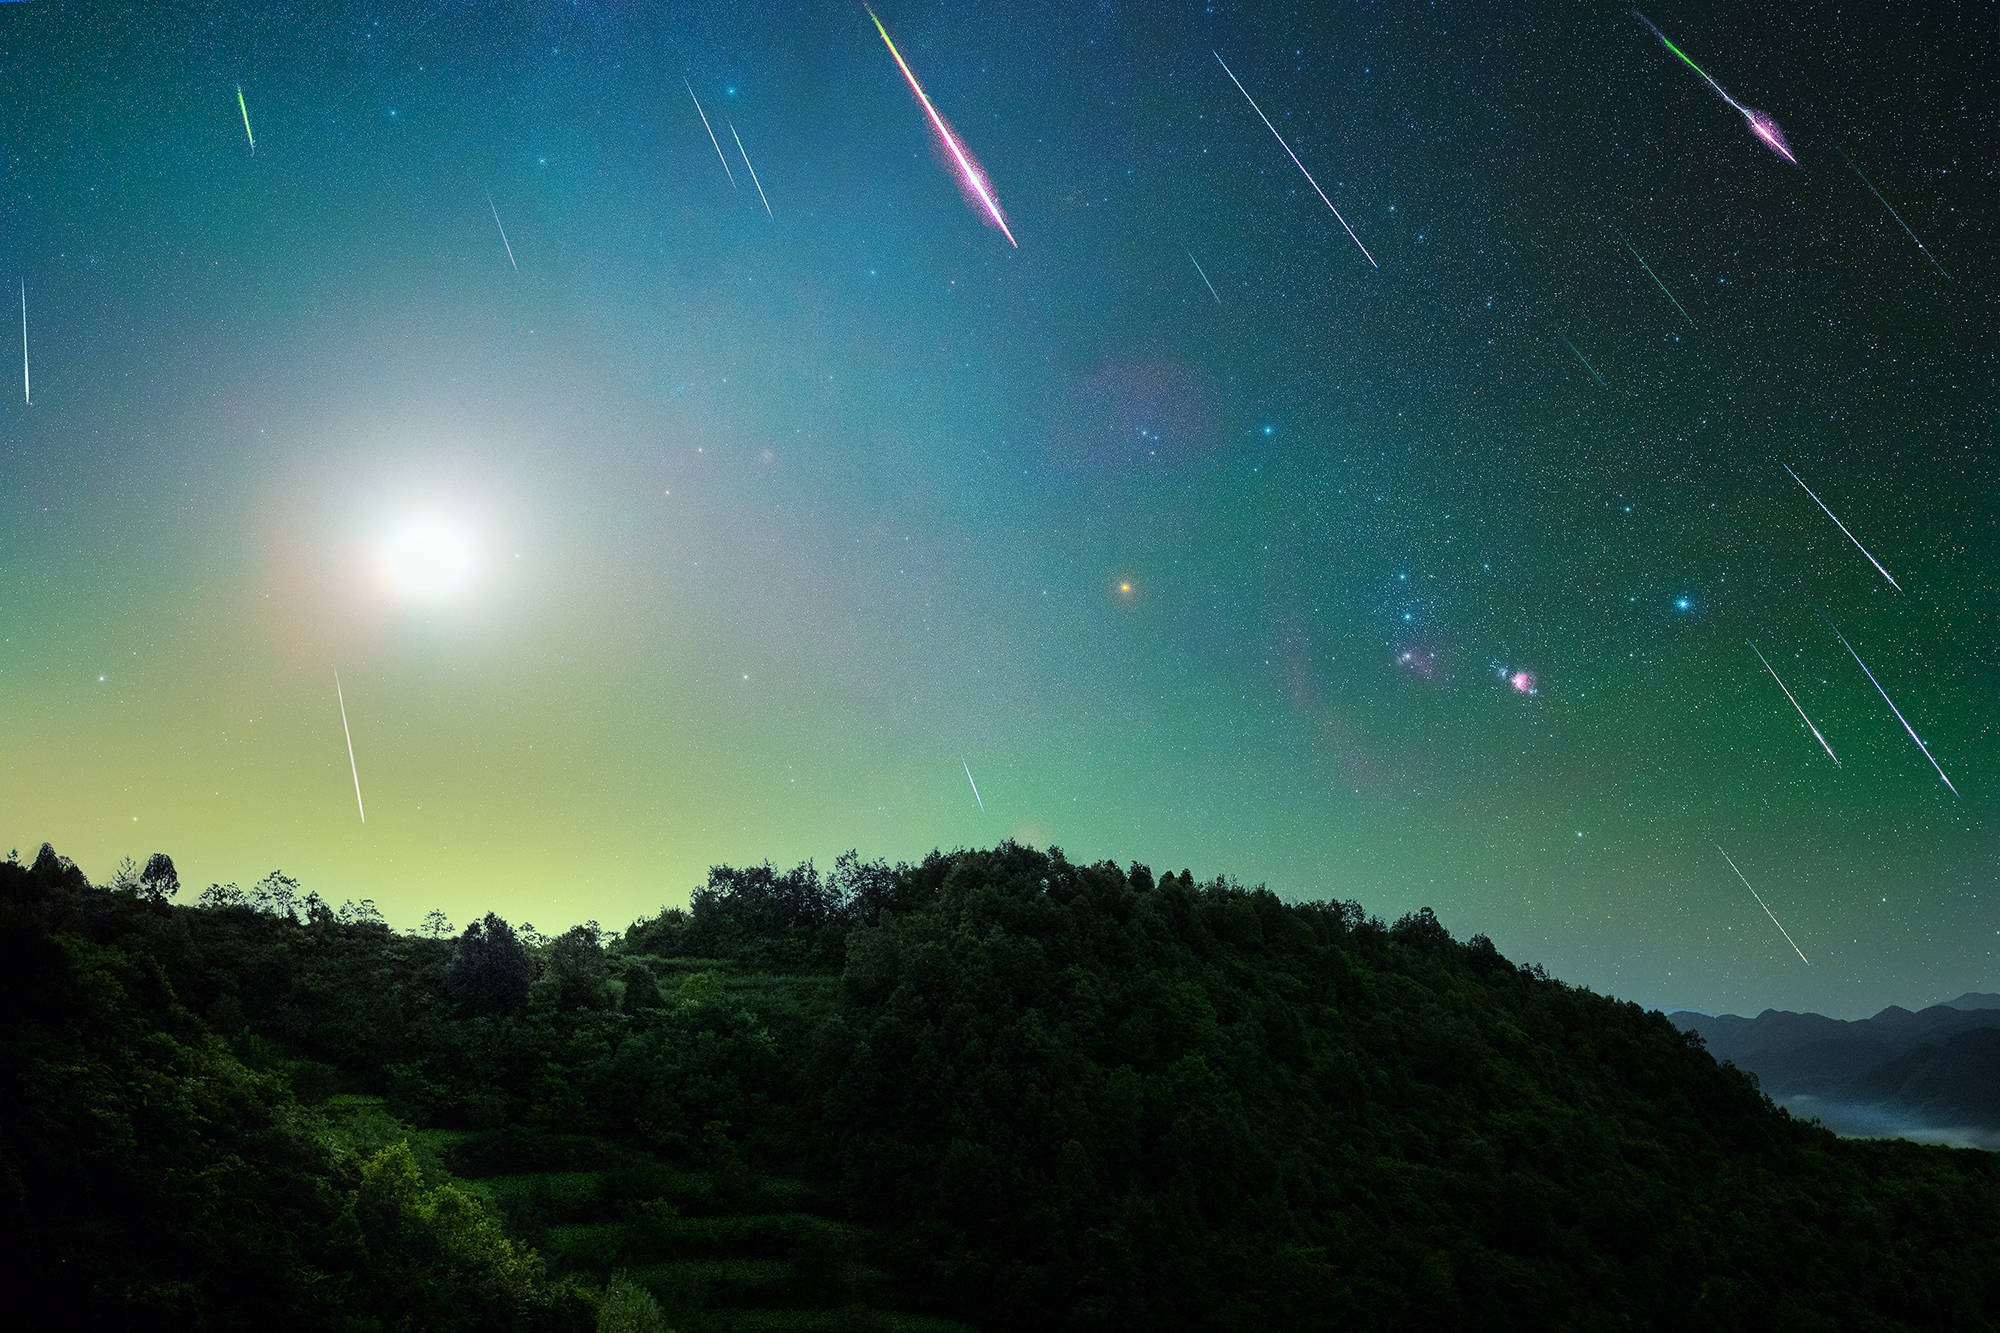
(237, 85, 255, 154)
(1608, 223, 1694, 328)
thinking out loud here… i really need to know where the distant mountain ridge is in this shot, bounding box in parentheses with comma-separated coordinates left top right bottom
(1669, 993, 2000, 1147)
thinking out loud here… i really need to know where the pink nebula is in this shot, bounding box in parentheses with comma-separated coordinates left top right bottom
(1509, 671, 1536, 694)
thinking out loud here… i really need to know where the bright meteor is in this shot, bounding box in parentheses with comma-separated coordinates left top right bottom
(1187, 249, 1222, 305)
(1747, 640, 1839, 767)
(1782, 463, 1899, 591)
(237, 85, 255, 155)
(1213, 51, 1376, 268)
(1811, 603, 1957, 798)
(485, 191, 518, 271)
(685, 80, 736, 189)
(1715, 844, 1809, 965)
(865, 6, 1017, 247)
(729, 121, 773, 219)
(19, 279, 28, 407)
(962, 758, 984, 814)
(1632, 11, 1795, 165)
(334, 668, 365, 825)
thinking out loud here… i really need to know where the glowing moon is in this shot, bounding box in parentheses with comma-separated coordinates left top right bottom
(379, 517, 475, 600)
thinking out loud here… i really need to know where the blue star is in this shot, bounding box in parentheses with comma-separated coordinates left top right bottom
(1675, 596, 1692, 611)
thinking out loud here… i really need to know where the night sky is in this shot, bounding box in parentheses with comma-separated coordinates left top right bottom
(2, 0, 1991, 1018)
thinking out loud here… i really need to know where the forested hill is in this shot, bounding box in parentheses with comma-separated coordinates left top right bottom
(5, 841, 2000, 1331)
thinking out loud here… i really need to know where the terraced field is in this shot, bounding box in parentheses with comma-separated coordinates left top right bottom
(324, 1097, 971, 1332)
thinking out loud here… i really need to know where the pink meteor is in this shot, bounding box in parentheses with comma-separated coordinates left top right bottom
(865, 6, 1017, 247)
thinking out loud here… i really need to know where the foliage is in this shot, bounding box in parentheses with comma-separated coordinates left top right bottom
(7, 839, 2000, 1331)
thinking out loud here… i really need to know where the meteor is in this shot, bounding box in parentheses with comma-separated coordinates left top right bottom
(962, 758, 984, 813)
(728, 121, 772, 219)
(1811, 603, 1957, 797)
(1608, 223, 1694, 328)
(865, 6, 1017, 247)
(1186, 250, 1222, 305)
(1715, 844, 1808, 965)
(1831, 144, 1950, 282)
(1747, 640, 1839, 767)
(1782, 462, 1899, 591)
(237, 85, 255, 154)
(18, 279, 27, 406)
(334, 668, 365, 824)
(1632, 11, 1795, 165)
(684, 79, 735, 188)
(1213, 51, 1376, 268)
(1557, 330, 1606, 387)
(485, 191, 518, 271)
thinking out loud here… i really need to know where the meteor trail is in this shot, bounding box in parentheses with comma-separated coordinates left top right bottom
(334, 668, 365, 824)
(19, 280, 27, 406)
(1608, 223, 1694, 328)
(237, 85, 255, 154)
(1213, 51, 1376, 268)
(1632, 11, 1796, 164)
(1557, 330, 1606, 386)
(1747, 639, 1839, 767)
(684, 80, 735, 188)
(1187, 249, 1222, 305)
(962, 758, 984, 813)
(485, 191, 518, 271)
(865, 6, 1017, 247)
(1831, 144, 1950, 281)
(1782, 462, 1899, 591)
(1715, 844, 1809, 965)
(728, 122, 772, 219)
(1811, 602, 1957, 797)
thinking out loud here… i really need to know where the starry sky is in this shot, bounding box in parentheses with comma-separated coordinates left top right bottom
(2, 0, 1991, 1018)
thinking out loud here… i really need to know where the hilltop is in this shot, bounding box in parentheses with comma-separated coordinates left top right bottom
(5, 840, 1999, 1330)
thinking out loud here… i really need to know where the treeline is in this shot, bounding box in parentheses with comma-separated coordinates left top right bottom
(5, 839, 2000, 1329)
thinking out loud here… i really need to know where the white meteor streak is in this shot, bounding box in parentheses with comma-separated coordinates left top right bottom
(1747, 640, 1838, 767)
(485, 192, 518, 272)
(1813, 606, 1958, 798)
(962, 758, 984, 813)
(1187, 249, 1222, 305)
(1782, 463, 1899, 591)
(334, 668, 366, 824)
(729, 121, 772, 219)
(1715, 844, 1808, 965)
(19, 279, 27, 406)
(1214, 51, 1376, 268)
(685, 80, 735, 187)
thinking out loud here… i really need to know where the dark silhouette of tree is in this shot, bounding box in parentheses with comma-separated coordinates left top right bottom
(253, 870, 302, 921)
(138, 853, 180, 903)
(446, 913, 531, 1014)
(198, 881, 245, 910)
(544, 923, 609, 1010)
(421, 908, 454, 939)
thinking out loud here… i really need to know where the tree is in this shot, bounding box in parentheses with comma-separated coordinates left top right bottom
(544, 924, 609, 1011)
(199, 881, 240, 909)
(253, 870, 302, 921)
(111, 857, 142, 894)
(422, 909, 454, 940)
(198, 881, 245, 910)
(596, 1272, 672, 1332)
(138, 853, 180, 903)
(446, 913, 532, 1014)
